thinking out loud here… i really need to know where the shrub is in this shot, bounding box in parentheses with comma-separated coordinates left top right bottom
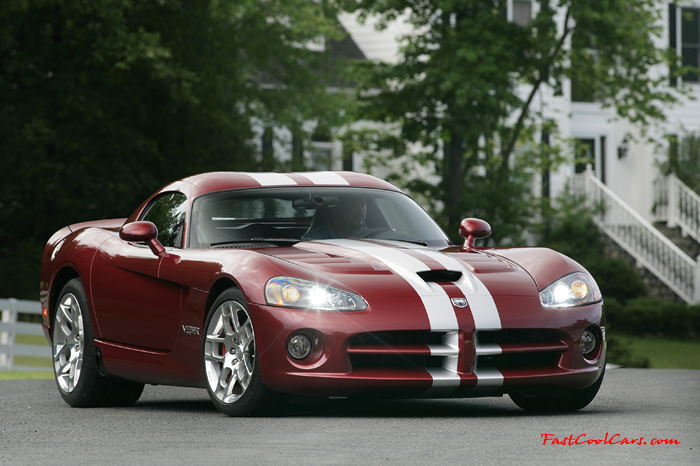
(606, 335, 650, 368)
(607, 297, 699, 339)
(661, 301, 695, 339)
(587, 258, 644, 304)
(617, 297, 663, 335)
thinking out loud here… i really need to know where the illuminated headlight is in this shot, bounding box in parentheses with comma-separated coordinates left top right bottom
(539, 272, 602, 308)
(265, 276, 367, 311)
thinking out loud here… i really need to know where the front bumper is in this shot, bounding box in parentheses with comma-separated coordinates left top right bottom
(251, 298, 606, 398)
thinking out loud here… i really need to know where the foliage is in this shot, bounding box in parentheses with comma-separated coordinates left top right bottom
(659, 129, 700, 192)
(0, 0, 346, 299)
(341, 0, 692, 244)
(536, 188, 644, 304)
(608, 296, 700, 339)
(605, 334, 650, 368)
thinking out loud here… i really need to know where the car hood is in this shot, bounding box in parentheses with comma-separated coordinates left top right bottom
(261, 239, 538, 300)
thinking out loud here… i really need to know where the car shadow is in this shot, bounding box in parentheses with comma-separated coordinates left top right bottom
(133, 394, 609, 418)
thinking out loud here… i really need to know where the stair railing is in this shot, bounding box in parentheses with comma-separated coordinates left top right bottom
(573, 167, 700, 304)
(663, 174, 700, 244)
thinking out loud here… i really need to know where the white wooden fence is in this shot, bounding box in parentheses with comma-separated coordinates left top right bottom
(0, 298, 52, 371)
(573, 168, 700, 305)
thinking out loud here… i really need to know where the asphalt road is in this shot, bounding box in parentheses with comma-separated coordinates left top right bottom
(1, 368, 698, 465)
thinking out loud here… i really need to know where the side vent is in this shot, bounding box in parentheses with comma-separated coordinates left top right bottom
(416, 270, 462, 283)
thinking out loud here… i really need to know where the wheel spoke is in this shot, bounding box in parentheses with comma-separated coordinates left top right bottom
(225, 369, 239, 397)
(57, 355, 71, 375)
(204, 351, 224, 362)
(223, 312, 235, 336)
(59, 298, 73, 324)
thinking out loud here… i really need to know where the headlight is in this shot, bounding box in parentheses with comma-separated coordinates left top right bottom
(265, 276, 367, 311)
(539, 272, 602, 308)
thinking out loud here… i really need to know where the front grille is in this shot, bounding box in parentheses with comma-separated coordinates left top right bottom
(347, 331, 450, 370)
(477, 352, 562, 370)
(475, 329, 568, 371)
(477, 329, 560, 345)
(350, 354, 444, 370)
(350, 331, 444, 347)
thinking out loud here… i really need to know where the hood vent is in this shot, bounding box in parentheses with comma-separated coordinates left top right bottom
(416, 270, 462, 283)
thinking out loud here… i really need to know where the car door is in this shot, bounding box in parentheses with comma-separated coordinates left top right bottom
(90, 192, 187, 351)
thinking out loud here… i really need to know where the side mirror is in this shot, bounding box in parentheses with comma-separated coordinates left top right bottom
(120, 221, 165, 256)
(459, 218, 491, 250)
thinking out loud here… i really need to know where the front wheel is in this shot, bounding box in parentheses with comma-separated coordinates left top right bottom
(509, 366, 605, 412)
(203, 288, 276, 416)
(52, 278, 144, 407)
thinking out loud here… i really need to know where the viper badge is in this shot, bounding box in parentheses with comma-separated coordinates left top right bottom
(451, 298, 468, 308)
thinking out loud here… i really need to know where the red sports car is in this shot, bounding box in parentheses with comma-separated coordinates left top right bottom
(40, 171, 605, 416)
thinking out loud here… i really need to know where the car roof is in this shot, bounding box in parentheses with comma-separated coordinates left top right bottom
(127, 172, 404, 223)
(165, 171, 403, 198)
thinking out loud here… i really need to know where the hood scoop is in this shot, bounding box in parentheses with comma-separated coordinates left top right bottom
(416, 270, 462, 283)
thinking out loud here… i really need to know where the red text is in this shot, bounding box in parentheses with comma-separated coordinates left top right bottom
(541, 433, 681, 446)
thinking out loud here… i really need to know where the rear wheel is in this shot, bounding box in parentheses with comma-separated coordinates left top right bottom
(203, 288, 277, 416)
(509, 366, 605, 412)
(52, 278, 144, 407)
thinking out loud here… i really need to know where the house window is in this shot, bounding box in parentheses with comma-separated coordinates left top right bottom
(512, 1, 532, 27)
(670, 4, 700, 83)
(307, 142, 335, 170)
(574, 139, 595, 174)
(570, 30, 598, 102)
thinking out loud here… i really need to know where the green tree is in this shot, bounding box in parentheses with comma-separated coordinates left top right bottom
(661, 129, 700, 192)
(0, 0, 344, 299)
(342, 0, 692, 244)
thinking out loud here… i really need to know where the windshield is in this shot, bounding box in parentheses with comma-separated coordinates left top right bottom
(189, 187, 450, 248)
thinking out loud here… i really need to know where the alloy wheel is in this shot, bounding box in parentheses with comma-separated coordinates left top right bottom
(53, 293, 85, 393)
(203, 300, 256, 404)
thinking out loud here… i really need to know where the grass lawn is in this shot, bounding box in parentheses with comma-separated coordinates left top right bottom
(0, 370, 54, 380)
(616, 335, 700, 370)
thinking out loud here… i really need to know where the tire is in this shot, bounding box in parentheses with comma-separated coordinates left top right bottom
(203, 288, 277, 416)
(509, 366, 605, 413)
(52, 278, 144, 407)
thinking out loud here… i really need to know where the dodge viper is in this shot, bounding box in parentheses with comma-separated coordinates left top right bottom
(40, 171, 605, 416)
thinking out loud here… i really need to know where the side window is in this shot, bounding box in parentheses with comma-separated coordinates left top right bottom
(140, 192, 187, 248)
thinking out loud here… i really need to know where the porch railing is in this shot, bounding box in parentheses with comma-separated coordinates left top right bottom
(573, 168, 700, 304)
(653, 173, 700, 243)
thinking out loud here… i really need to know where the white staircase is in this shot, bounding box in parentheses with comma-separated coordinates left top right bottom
(572, 168, 700, 304)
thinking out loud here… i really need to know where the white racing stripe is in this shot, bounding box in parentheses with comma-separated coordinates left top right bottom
(322, 239, 458, 330)
(246, 173, 297, 186)
(319, 239, 461, 393)
(377, 241, 505, 394)
(302, 172, 350, 185)
(411, 248, 501, 330)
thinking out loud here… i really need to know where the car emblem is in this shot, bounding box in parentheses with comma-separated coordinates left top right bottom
(182, 325, 201, 336)
(451, 298, 468, 308)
